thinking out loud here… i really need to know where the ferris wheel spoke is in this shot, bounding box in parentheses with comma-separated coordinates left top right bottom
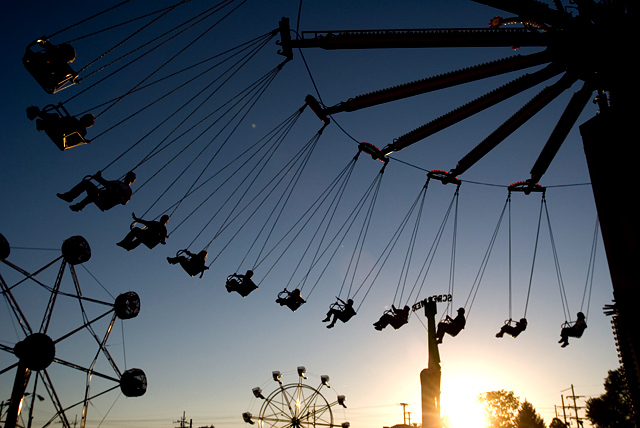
(0, 273, 34, 335)
(39, 369, 73, 428)
(53, 309, 114, 344)
(296, 386, 323, 416)
(41, 377, 120, 428)
(301, 403, 332, 421)
(1, 256, 64, 294)
(40, 261, 67, 334)
(260, 415, 294, 426)
(263, 395, 291, 420)
(0, 361, 20, 375)
(52, 356, 120, 382)
(277, 382, 298, 416)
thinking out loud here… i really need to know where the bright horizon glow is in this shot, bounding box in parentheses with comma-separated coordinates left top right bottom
(441, 375, 489, 428)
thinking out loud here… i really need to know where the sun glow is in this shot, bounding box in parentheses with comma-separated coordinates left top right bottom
(440, 376, 488, 428)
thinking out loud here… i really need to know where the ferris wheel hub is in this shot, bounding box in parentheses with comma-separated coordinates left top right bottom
(14, 333, 56, 371)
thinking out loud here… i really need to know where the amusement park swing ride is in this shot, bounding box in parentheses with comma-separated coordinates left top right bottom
(274, 0, 638, 426)
(5, 0, 638, 427)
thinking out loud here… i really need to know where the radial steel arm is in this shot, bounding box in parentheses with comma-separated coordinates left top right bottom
(529, 79, 594, 184)
(286, 27, 549, 50)
(452, 72, 578, 176)
(379, 63, 563, 156)
(323, 51, 552, 115)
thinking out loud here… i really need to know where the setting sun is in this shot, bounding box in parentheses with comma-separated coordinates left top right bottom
(440, 375, 489, 428)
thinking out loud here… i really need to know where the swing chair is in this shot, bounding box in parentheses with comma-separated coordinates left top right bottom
(374, 305, 410, 330)
(57, 170, 135, 212)
(167, 249, 208, 278)
(23, 38, 78, 94)
(226, 270, 258, 297)
(368, 172, 438, 331)
(26, 103, 93, 150)
(435, 307, 466, 343)
(312, 149, 389, 327)
(364, 170, 460, 334)
(118, 214, 169, 250)
(559, 312, 587, 347)
(550, 212, 599, 347)
(493, 181, 545, 338)
(403, 170, 463, 342)
(276, 288, 305, 311)
(323, 298, 357, 328)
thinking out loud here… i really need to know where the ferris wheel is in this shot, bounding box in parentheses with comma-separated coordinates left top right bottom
(0, 234, 146, 428)
(243, 367, 349, 428)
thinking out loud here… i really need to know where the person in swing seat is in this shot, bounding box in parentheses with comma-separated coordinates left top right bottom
(435, 307, 466, 344)
(322, 298, 356, 329)
(558, 312, 587, 348)
(23, 38, 78, 93)
(276, 288, 305, 311)
(57, 170, 136, 212)
(117, 213, 169, 251)
(27, 105, 95, 150)
(389, 305, 410, 329)
(227, 270, 258, 296)
(373, 304, 409, 331)
(167, 249, 209, 278)
(495, 318, 528, 338)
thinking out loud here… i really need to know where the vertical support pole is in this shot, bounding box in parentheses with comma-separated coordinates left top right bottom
(580, 110, 640, 426)
(5, 362, 31, 428)
(421, 299, 441, 428)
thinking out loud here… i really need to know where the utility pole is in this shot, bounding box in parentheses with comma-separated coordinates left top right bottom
(560, 385, 586, 427)
(174, 411, 192, 428)
(399, 403, 409, 425)
(560, 395, 568, 426)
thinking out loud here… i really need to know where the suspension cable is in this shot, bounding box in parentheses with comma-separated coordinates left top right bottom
(462, 193, 509, 319)
(407, 188, 459, 310)
(580, 217, 599, 319)
(166, 107, 304, 238)
(522, 193, 546, 319)
(141, 66, 280, 219)
(277, 154, 360, 293)
(98, 33, 275, 174)
(544, 195, 572, 322)
(76, 1, 185, 76)
(48, 0, 133, 39)
(257, 155, 360, 287)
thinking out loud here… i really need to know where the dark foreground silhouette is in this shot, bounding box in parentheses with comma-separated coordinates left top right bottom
(167, 249, 208, 278)
(57, 171, 136, 212)
(435, 307, 466, 343)
(323, 298, 356, 329)
(117, 213, 169, 251)
(559, 312, 587, 347)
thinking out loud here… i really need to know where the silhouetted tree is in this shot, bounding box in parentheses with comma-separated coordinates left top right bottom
(516, 400, 546, 428)
(479, 390, 520, 428)
(549, 417, 568, 428)
(586, 368, 633, 428)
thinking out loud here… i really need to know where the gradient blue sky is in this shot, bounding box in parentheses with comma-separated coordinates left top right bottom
(1, 1, 619, 428)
